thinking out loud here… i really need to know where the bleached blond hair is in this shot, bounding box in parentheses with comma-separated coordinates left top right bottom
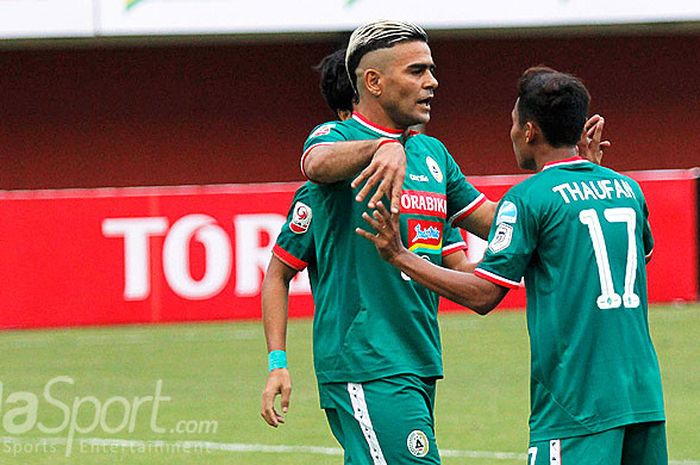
(345, 20, 428, 95)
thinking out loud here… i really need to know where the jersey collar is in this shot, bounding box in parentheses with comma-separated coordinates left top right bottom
(351, 112, 404, 139)
(541, 156, 590, 171)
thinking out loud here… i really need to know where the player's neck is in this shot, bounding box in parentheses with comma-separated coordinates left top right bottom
(354, 103, 406, 131)
(534, 146, 578, 171)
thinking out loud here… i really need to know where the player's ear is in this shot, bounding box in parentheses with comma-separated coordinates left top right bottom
(364, 68, 382, 97)
(524, 122, 536, 144)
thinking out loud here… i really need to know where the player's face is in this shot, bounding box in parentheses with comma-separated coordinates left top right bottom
(510, 99, 535, 170)
(379, 41, 438, 128)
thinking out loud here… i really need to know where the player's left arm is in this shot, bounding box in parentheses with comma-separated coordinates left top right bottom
(357, 202, 507, 314)
(442, 226, 476, 272)
(641, 193, 654, 264)
(443, 251, 476, 273)
(441, 147, 496, 240)
(453, 200, 497, 240)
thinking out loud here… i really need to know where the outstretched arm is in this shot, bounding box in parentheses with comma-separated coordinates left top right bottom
(303, 139, 407, 213)
(356, 202, 508, 314)
(260, 256, 297, 427)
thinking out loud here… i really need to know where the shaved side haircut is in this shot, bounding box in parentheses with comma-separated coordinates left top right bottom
(345, 20, 428, 95)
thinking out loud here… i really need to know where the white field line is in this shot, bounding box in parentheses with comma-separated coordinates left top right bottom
(1, 437, 698, 464)
(0, 329, 258, 349)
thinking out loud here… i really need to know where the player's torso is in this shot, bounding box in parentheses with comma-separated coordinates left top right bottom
(309, 123, 450, 303)
(306, 121, 450, 382)
(522, 161, 664, 439)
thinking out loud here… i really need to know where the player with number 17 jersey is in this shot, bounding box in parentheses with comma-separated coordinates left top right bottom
(475, 156, 665, 442)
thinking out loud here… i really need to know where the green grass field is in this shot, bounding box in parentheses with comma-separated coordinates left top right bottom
(0, 304, 698, 465)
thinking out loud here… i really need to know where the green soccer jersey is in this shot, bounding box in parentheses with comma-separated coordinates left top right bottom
(475, 156, 665, 441)
(299, 112, 484, 384)
(272, 182, 468, 288)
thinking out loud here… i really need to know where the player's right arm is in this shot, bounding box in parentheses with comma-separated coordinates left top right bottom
(261, 256, 296, 427)
(260, 185, 315, 427)
(302, 122, 407, 213)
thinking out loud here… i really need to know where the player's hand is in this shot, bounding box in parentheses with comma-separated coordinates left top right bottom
(261, 368, 291, 427)
(578, 114, 611, 165)
(355, 201, 406, 264)
(351, 141, 406, 214)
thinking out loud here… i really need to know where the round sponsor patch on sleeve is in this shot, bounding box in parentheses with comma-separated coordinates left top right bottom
(488, 222, 513, 253)
(289, 201, 312, 234)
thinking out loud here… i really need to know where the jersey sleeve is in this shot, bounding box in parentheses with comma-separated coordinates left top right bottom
(641, 195, 654, 261)
(273, 185, 315, 271)
(443, 149, 486, 225)
(300, 121, 347, 178)
(474, 193, 537, 289)
(442, 225, 467, 257)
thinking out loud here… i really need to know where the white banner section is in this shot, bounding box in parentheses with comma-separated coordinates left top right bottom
(96, 0, 700, 35)
(0, 0, 94, 39)
(1, 0, 700, 40)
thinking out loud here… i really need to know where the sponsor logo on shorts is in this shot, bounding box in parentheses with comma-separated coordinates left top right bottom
(496, 200, 518, 224)
(407, 430, 429, 458)
(400, 190, 447, 217)
(488, 222, 513, 253)
(310, 123, 335, 138)
(425, 156, 443, 183)
(289, 201, 312, 234)
(407, 219, 442, 253)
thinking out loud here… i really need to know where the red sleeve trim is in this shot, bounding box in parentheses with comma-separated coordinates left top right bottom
(449, 193, 487, 226)
(442, 241, 467, 257)
(300, 142, 334, 179)
(272, 244, 308, 271)
(474, 268, 520, 290)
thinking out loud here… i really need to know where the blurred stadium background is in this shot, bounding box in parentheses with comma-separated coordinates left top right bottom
(1, 1, 699, 463)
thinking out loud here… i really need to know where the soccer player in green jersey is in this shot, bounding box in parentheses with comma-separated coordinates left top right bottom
(359, 67, 667, 465)
(276, 19, 508, 465)
(261, 47, 474, 428)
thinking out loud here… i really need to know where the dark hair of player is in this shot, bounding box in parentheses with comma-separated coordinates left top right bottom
(517, 66, 590, 148)
(315, 48, 354, 116)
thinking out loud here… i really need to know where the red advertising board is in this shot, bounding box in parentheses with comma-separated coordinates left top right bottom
(0, 170, 697, 329)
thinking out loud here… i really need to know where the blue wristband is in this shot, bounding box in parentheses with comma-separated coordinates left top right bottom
(268, 350, 288, 371)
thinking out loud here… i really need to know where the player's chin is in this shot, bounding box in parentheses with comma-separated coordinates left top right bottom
(412, 108, 431, 125)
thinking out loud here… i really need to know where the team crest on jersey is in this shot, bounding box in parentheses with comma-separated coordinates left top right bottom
(407, 219, 443, 253)
(488, 222, 513, 253)
(289, 201, 312, 234)
(310, 123, 335, 138)
(496, 200, 518, 224)
(425, 156, 443, 183)
(407, 430, 429, 458)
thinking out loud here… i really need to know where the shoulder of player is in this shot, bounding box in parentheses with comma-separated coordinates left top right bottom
(497, 173, 555, 214)
(407, 133, 447, 150)
(306, 120, 350, 140)
(405, 134, 453, 165)
(291, 182, 313, 200)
